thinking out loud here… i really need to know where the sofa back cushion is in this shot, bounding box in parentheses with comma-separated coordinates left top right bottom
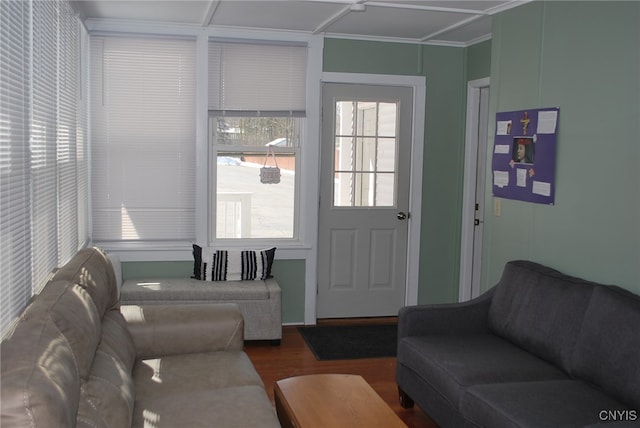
(1, 280, 102, 426)
(75, 309, 136, 427)
(572, 285, 640, 410)
(51, 247, 118, 316)
(488, 260, 594, 373)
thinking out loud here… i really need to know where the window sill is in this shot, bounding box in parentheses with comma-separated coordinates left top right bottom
(93, 240, 312, 262)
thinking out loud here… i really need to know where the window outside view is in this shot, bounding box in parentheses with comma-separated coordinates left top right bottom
(213, 116, 301, 240)
(334, 101, 398, 207)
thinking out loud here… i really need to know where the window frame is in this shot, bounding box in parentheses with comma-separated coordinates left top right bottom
(205, 38, 308, 248)
(87, 24, 323, 261)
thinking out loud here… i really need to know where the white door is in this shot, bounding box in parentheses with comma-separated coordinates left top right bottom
(460, 79, 490, 301)
(317, 83, 413, 318)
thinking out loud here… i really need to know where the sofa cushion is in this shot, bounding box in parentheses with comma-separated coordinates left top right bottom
(134, 351, 264, 394)
(121, 278, 271, 302)
(572, 285, 640, 410)
(463, 380, 630, 428)
(192, 244, 276, 281)
(51, 247, 119, 316)
(1, 280, 101, 426)
(76, 347, 135, 427)
(132, 385, 279, 428)
(106, 251, 123, 299)
(77, 309, 136, 426)
(398, 333, 568, 409)
(132, 351, 279, 428)
(36, 281, 102, 379)
(488, 260, 595, 372)
(100, 310, 136, 370)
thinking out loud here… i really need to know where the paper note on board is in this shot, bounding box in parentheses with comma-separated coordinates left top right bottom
(537, 110, 558, 134)
(494, 171, 509, 188)
(517, 169, 527, 187)
(497, 120, 512, 135)
(532, 181, 551, 196)
(494, 144, 510, 154)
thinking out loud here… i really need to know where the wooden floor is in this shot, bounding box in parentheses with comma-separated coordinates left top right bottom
(244, 318, 439, 428)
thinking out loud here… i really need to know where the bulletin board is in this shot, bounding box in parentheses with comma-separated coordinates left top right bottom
(492, 107, 559, 205)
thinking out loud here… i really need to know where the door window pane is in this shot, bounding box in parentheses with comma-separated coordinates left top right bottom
(333, 100, 399, 207)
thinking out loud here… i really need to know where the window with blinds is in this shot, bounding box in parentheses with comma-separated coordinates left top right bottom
(208, 40, 307, 242)
(90, 36, 196, 242)
(0, 0, 88, 336)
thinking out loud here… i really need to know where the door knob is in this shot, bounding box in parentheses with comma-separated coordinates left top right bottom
(397, 212, 409, 220)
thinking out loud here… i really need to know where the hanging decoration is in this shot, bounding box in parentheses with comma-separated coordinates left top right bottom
(260, 145, 281, 184)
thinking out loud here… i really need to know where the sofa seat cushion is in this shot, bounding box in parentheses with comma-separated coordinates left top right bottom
(133, 351, 264, 393)
(121, 278, 270, 302)
(398, 334, 568, 409)
(132, 351, 279, 427)
(462, 380, 632, 428)
(132, 384, 279, 428)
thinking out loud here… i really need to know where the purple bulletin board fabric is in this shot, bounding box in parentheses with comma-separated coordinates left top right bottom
(492, 107, 559, 205)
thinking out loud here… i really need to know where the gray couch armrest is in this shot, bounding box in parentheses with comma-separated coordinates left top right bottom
(120, 303, 244, 359)
(398, 287, 495, 338)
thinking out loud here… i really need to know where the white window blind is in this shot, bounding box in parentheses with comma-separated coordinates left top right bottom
(57, 3, 81, 260)
(0, 0, 87, 336)
(1, 0, 32, 334)
(31, 0, 60, 287)
(208, 41, 307, 113)
(91, 36, 196, 242)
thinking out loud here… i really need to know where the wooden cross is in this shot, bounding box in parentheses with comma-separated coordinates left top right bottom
(520, 111, 530, 135)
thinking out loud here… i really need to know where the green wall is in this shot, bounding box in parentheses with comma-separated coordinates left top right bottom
(324, 38, 470, 304)
(466, 39, 492, 82)
(418, 45, 467, 303)
(323, 38, 422, 75)
(482, 1, 640, 293)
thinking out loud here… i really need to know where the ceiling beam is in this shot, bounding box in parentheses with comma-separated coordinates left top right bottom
(313, 5, 352, 34)
(366, 1, 489, 15)
(420, 14, 483, 42)
(484, 0, 534, 15)
(202, 0, 221, 27)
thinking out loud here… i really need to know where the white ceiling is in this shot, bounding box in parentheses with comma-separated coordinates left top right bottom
(72, 0, 530, 46)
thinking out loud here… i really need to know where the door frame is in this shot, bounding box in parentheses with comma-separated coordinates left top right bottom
(311, 72, 425, 322)
(459, 77, 490, 302)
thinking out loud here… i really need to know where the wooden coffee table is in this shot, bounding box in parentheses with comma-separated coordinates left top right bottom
(274, 374, 407, 428)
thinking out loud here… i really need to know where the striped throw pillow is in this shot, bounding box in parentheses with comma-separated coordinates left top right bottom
(192, 244, 276, 281)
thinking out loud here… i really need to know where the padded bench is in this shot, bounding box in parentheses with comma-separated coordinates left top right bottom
(120, 277, 282, 344)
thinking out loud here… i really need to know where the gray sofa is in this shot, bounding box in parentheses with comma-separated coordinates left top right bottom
(1, 247, 280, 427)
(397, 260, 640, 428)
